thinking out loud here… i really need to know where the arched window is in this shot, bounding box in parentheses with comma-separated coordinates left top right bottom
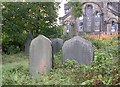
(79, 16, 83, 32)
(94, 11, 101, 32)
(111, 21, 116, 32)
(66, 23, 71, 33)
(84, 4, 93, 32)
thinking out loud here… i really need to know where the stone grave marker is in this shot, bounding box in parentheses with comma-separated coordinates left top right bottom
(51, 38, 64, 53)
(29, 35, 52, 75)
(24, 32, 33, 56)
(62, 36, 94, 65)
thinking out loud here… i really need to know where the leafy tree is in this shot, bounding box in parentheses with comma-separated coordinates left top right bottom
(2, 2, 61, 54)
(67, 2, 82, 35)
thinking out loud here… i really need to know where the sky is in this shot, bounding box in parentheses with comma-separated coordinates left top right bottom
(58, 0, 68, 17)
(57, 0, 68, 24)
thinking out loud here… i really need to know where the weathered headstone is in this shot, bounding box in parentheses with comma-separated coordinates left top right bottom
(24, 32, 33, 56)
(29, 35, 52, 75)
(51, 38, 64, 53)
(62, 36, 94, 65)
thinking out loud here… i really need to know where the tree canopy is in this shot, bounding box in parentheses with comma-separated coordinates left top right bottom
(2, 2, 62, 54)
(67, 2, 82, 35)
(67, 2, 82, 18)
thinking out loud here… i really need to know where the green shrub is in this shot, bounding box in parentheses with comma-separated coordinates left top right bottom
(2, 40, 23, 54)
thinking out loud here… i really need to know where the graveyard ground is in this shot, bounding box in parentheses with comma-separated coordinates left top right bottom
(2, 35, 120, 85)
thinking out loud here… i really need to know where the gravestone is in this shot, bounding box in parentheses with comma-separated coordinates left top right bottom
(24, 32, 33, 55)
(62, 36, 94, 65)
(51, 38, 64, 53)
(29, 35, 52, 75)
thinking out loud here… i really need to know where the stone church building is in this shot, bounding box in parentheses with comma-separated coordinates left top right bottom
(59, 1, 120, 36)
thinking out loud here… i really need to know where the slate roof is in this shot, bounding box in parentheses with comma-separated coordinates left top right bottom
(108, 2, 120, 17)
(64, 3, 70, 10)
(59, 12, 71, 21)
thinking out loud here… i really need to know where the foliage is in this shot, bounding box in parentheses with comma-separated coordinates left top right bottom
(84, 34, 119, 58)
(62, 33, 71, 41)
(66, 1, 82, 35)
(2, 51, 120, 85)
(67, 1, 82, 18)
(88, 38, 110, 49)
(53, 25, 63, 38)
(2, 52, 27, 64)
(2, 2, 61, 54)
(2, 36, 120, 85)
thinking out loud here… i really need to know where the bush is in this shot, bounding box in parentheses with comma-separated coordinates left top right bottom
(2, 44, 21, 54)
(2, 25, 63, 54)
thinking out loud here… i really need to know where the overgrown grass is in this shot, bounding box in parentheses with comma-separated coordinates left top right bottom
(2, 36, 120, 85)
(2, 52, 28, 64)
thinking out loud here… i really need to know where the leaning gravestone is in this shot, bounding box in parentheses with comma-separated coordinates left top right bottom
(51, 38, 64, 53)
(62, 36, 94, 65)
(24, 32, 33, 55)
(29, 35, 52, 75)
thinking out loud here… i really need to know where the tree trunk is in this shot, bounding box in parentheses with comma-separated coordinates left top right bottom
(74, 18, 79, 36)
